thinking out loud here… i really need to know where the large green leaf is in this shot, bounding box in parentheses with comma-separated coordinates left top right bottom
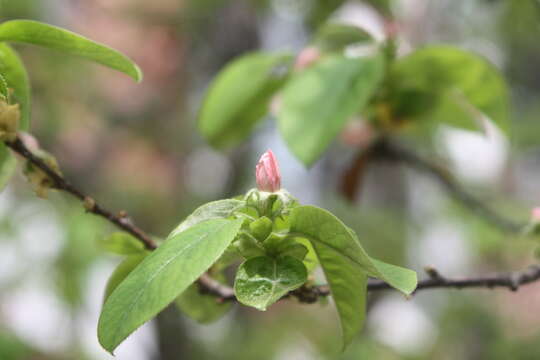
(98, 218, 243, 353)
(170, 199, 245, 237)
(278, 54, 384, 166)
(175, 275, 232, 324)
(103, 254, 147, 302)
(289, 205, 417, 348)
(0, 43, 30, 129)
(0, 20, 142, 82)
(99, 232, 147, 255)
(290, 206, 417, 293)
(199, 52, 292, 148)
(389, 46, 509, 134)
(234, 255, 307, 311)
(0, 144, 16, 192)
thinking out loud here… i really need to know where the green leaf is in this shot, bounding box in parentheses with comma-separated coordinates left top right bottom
(170, 199, 245, 237)
(290, 206, 417, 293)
(263, 234, 308, 261)
(99, 232, 146, 255)
(98, 218, 243, 354)
(0, 144, 16, 192)
(234, 255, 307, 311)
(0, 43, 30, 129)
(175, 274, 232, 324)
(389, 46, 509, 134)
(103, 254, 147, 302)
(0, 20, 142, 82)
(313, 23, 373, 52)
(289, 205, 417, 348)
(278, 53, 384, 166)
(272, 238, 308, 261)
(249, 216, 273, 241)
(296, 237, 319, 273)
(199, 52, 292, 148)
(236, 234, 266, 259)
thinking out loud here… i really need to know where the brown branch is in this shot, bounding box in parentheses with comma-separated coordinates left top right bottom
(339, 140, 381, 202)
(6, 136, 539, 304)
(204, 264, 540, 302)
(370, 264, 540, 293)
(373, 139, 523, 233)
(5, 136, 157, 250)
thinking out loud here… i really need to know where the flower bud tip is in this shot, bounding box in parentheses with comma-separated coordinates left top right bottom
(256, 149, 281, 193)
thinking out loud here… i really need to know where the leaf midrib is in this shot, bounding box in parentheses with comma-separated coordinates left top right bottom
(106, 221, 229, 346)
(288, 231, 375, 276)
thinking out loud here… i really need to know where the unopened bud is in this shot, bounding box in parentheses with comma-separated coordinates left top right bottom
(256, 150, 281, 193)
(0, 100, 20, 142)
(84, 196, 96, 211)
(340, 118, 377, 148)
(294, 47, 321, 70)
(22, 147, 62, 199)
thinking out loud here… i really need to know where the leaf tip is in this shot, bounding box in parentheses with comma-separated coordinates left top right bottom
(401, 271, 418, 296)
(296, 152, 318, 169)
(340, 331, 356, 353)
(131, 63, 144, 83)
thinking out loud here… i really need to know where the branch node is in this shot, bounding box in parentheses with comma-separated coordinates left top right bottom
(508, 273, 520, 292)
(424, 265, 444, 280)
(290, 285, 320, 304)
(83, 196, 96, 212)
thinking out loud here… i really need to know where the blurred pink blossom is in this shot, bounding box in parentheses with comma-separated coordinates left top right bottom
(294, 47, 321, 70)
(340, 118, 377, 148)
(531, 207, 540, 222)
(256, 150, 281, 192)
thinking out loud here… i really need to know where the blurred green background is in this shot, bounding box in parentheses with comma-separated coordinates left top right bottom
(1, 0, 540, 359)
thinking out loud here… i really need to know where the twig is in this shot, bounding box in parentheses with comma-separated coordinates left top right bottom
(368, 264, 540, 293)
(339, 140, 382, 202)
(5, 136, 539, 304)
(206, 264, 540, 302)
(373, 139, 523, 233)
(310, 264, 540, 296)
(5, 136, 157, 250)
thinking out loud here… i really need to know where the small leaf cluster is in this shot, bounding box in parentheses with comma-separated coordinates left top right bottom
(97, 188, 417, 353)
(199, 22, 510, 166)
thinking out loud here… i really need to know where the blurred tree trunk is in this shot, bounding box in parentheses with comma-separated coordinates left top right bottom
(154, 2, 261, 358)
(153, 305, 194, 360)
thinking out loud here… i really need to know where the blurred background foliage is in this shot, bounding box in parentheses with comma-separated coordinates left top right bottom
(1, 0, 540, 359)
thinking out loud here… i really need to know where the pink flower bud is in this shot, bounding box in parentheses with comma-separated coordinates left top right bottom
(294, 47, 321, 70)
(256, 150, 281, 192)
(340, 118, 376, 148)
(531, 207, 540, 222)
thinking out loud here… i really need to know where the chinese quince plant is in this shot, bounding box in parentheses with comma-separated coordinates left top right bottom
(1, 13, 539, 358)
(97, 150, 417, 353)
